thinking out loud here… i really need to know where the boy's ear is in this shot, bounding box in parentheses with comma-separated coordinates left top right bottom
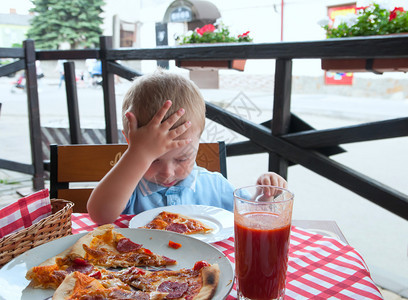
(122, 130, 129, 144)
(122, 112, 138, 145)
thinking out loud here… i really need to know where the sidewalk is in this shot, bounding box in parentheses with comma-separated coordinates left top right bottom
(1, 76, 407, 298)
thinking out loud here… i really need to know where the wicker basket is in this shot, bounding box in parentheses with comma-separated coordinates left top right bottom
(0, 198, 74, 267)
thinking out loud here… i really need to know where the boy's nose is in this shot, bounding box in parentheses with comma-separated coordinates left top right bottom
(159, 162, 175, 177)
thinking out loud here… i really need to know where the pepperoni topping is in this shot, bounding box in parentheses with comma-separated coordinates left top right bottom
(157, 281, 188, 299)
(66, 259, 94, 274)
(116, 238, 142, 253)
(143, 248, 153, 255)
(72, 258, 89, 266)
(193, 260, 210, 271)
(51, 270, 68, 282)
(163, 256, 177, 265)
(121, 266, 146, 276)
(88, 270, 102, 279)
(165, 223, 188, 233)
(168, 240, 182, 249)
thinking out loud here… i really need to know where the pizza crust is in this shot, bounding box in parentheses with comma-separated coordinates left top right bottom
(30, 247, 71, 269)
(69, 224, 116, 258)
(194, 264, 220, 300)
(52, 272, 80, 300)
(25, 247, 72, 289)
(52, 271, 104, 300)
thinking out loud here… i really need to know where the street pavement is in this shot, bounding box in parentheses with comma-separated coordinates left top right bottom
(0, 76, 407, 298)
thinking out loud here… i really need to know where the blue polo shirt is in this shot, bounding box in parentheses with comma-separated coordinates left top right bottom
(122, 166, 234, 214)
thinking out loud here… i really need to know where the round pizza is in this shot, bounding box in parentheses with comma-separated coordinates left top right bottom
(26, 224, 220, 300)
(53, 260, 219, 300)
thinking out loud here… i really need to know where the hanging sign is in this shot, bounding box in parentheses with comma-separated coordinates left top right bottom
(170, 6, 193, 22)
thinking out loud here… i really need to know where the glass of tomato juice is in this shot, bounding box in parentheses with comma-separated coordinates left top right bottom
(234, 185, 294, 300)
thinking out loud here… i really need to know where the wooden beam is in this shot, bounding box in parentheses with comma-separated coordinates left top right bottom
(0, 47, 24, 58)
(23, 39, 44, 189)
(36, 49, 99, 60)
(104, 36, 408, 61)
(0, 159, 34, 174)
(100, 36, 118, 143)
(107, 61, 142, 81)
(283, 117, 408, 148)
(206, 102, 408, 220)
(63, 61, 82, 144)
(269, 58, 292, 178)
(0, 59, 25, 77)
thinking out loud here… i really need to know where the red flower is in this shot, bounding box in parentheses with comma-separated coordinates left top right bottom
(238, 31, 250, 38)
(196, 24, 215, 35)
(389, 7, 405, 21)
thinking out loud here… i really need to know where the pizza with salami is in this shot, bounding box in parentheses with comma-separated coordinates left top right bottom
(142, 211, 213, 235)
(52, 271, 157, 300)
(114, 260, 219, 299)
(26, 224, 220, 300)
(53, 261, 219, 300)
(69, 224, 177, 268)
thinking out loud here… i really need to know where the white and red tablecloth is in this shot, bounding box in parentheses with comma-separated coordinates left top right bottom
(72, 213, 383, 300)
(0, 189, 51, 238)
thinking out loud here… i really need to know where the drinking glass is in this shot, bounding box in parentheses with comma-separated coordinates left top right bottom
(234, 185, 294, 300)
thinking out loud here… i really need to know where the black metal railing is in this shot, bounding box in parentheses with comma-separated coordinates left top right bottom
(0, 35, 407, 220)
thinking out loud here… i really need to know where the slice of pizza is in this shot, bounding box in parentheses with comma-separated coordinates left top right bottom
(52, 271, 165, 300)
(69, 224, 177, 268)
(115, 260, 220, 300)
(142, 211, 213, 235)
(26, 248, 73, 289)
(26, 224, 177, 289)
(25, 249, 128, 290)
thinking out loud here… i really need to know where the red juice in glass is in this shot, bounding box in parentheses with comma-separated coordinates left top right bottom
(234, 211, 291, 300)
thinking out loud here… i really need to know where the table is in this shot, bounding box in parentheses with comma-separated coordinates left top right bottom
(72, 214, 383, 299)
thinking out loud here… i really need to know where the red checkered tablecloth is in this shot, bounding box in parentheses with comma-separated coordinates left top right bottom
(72, 214, 383, 300)
(0, 189, 52, 238)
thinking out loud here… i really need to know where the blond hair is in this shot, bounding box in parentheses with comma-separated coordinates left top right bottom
(122, 69, 205, 136)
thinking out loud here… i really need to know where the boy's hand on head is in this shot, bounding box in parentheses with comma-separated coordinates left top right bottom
(125, 100, 192, 163)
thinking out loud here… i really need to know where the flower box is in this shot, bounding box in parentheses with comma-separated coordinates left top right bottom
(175, 59, 246, 72)
(320, 3, 408, 73)
(321, 58, 408, 74)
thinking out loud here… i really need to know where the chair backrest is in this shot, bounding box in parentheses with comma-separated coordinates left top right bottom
(50, 142, 227, 213)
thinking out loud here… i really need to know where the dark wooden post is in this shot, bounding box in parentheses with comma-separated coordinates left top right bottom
(24, 39, 44, 189)
(269, 58, 293, 179)
(100, 36, 118, 143)
(63, 61, 82, 144)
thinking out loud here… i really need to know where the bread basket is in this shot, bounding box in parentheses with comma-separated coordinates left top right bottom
(0, 199, 74, 267)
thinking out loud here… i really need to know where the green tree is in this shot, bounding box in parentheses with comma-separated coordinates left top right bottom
(27, 0, 105, 49)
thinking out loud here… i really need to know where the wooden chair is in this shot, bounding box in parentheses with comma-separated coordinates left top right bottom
(50, 142, 227, 213)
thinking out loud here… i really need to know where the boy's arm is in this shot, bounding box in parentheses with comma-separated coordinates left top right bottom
(87, 100, 192, 224)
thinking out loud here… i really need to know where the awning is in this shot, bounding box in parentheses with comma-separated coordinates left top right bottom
(163, 0, 221, 24)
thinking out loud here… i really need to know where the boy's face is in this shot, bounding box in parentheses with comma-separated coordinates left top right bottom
(143, 126, 201, 187)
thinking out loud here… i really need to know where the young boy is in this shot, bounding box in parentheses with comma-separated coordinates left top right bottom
(87, 69, 287, 224)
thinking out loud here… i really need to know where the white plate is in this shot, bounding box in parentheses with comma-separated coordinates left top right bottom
(129, 205, 234, 243)
(0, 228, 234, 300)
